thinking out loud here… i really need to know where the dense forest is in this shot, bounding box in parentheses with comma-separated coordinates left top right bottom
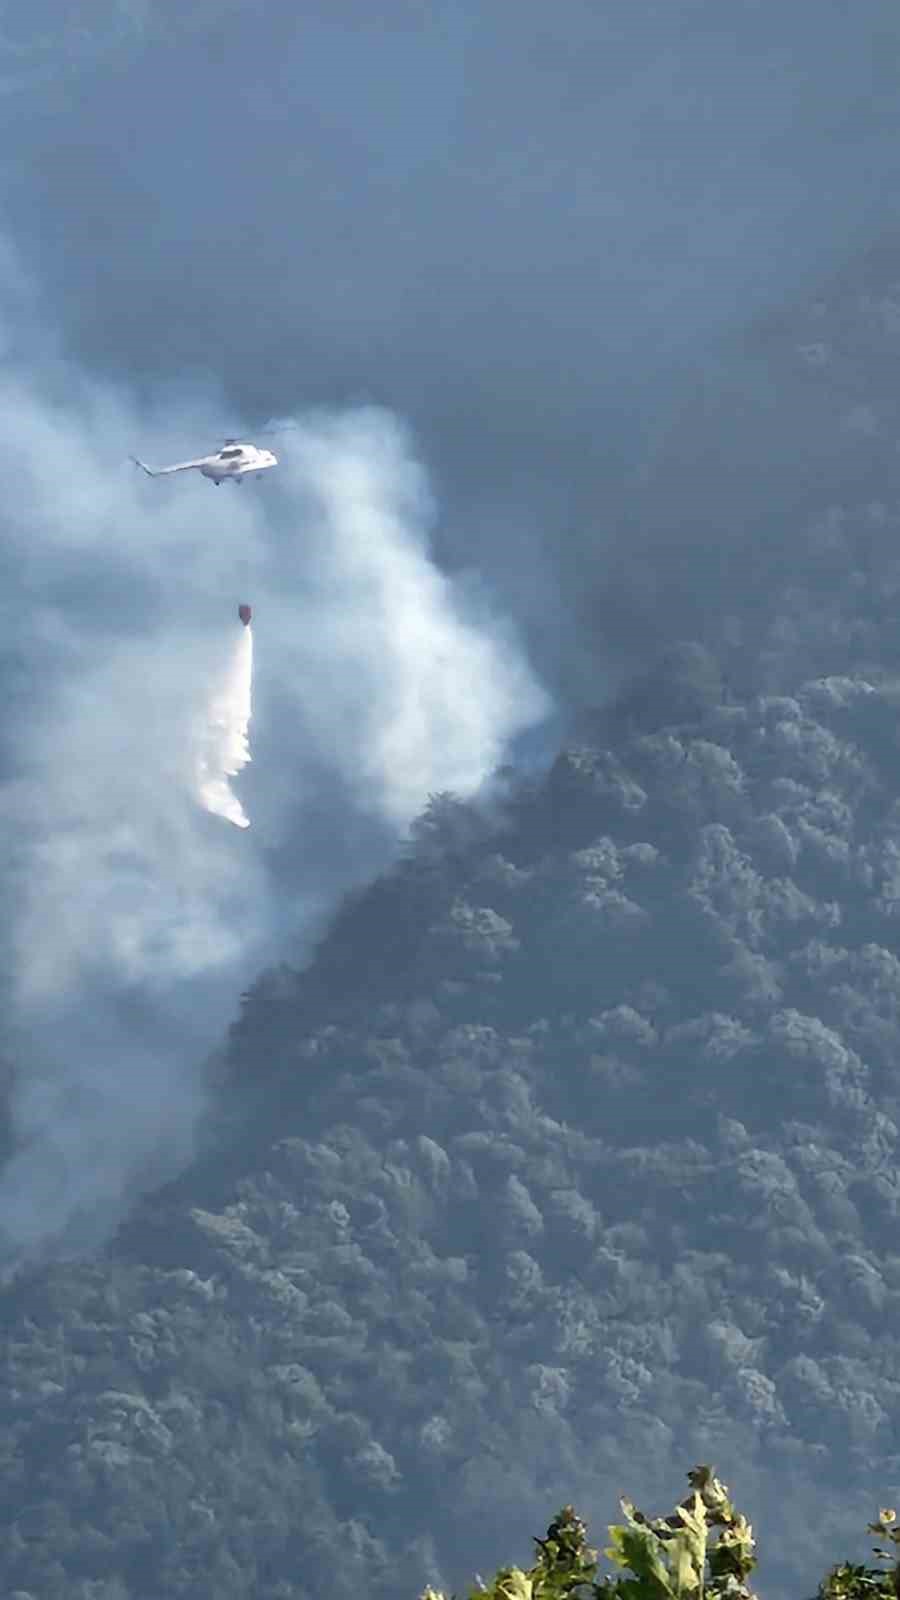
(6, 257, 900, 1599)
(5, 636, 900, 1597)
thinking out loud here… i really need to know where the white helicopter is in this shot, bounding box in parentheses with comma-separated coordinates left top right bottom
(130, 438, 278, 485)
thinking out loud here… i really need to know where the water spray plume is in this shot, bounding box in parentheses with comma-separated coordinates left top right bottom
(195, 617, 253, 830)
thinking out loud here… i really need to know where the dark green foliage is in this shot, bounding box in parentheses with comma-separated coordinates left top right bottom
(9, 651, 900, 1594)
(595, 643, 726, 744)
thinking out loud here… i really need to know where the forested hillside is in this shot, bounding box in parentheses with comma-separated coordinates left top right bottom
(10, 11, 900, 1600)
(8, 240, 900, 1600)
(5, 643, 900, 1598)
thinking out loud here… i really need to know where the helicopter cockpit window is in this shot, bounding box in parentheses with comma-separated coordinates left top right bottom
(219, 447, 243, 459)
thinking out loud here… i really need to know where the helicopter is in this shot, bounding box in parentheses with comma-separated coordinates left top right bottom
(130, 438, 279, 485)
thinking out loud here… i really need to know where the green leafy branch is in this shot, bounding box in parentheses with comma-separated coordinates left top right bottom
(420, 1466, 900, 1600)
(819, 1508, 900, 1600)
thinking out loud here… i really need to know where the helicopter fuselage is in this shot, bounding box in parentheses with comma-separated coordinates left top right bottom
(130, 439, 279, 484)
(201, 444, 278, 483)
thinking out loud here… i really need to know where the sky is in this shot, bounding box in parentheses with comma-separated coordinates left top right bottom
(3, 0, 900, 1246)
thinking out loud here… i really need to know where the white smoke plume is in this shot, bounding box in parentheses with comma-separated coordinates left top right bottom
(260, 409, 552, 828)
(195, 622, 253, 830)
(0, 277, 551, 1256)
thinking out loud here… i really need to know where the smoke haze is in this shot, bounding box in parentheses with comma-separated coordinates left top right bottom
(4, 10, 900, 1598)
(0, 304, 549, 1256)
(0, 0, 899, 1320)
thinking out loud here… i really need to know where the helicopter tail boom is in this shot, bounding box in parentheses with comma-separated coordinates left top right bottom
(130, 455, 206, 477)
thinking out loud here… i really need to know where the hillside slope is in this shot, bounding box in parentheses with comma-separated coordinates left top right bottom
(5, 656, 900, 1599)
